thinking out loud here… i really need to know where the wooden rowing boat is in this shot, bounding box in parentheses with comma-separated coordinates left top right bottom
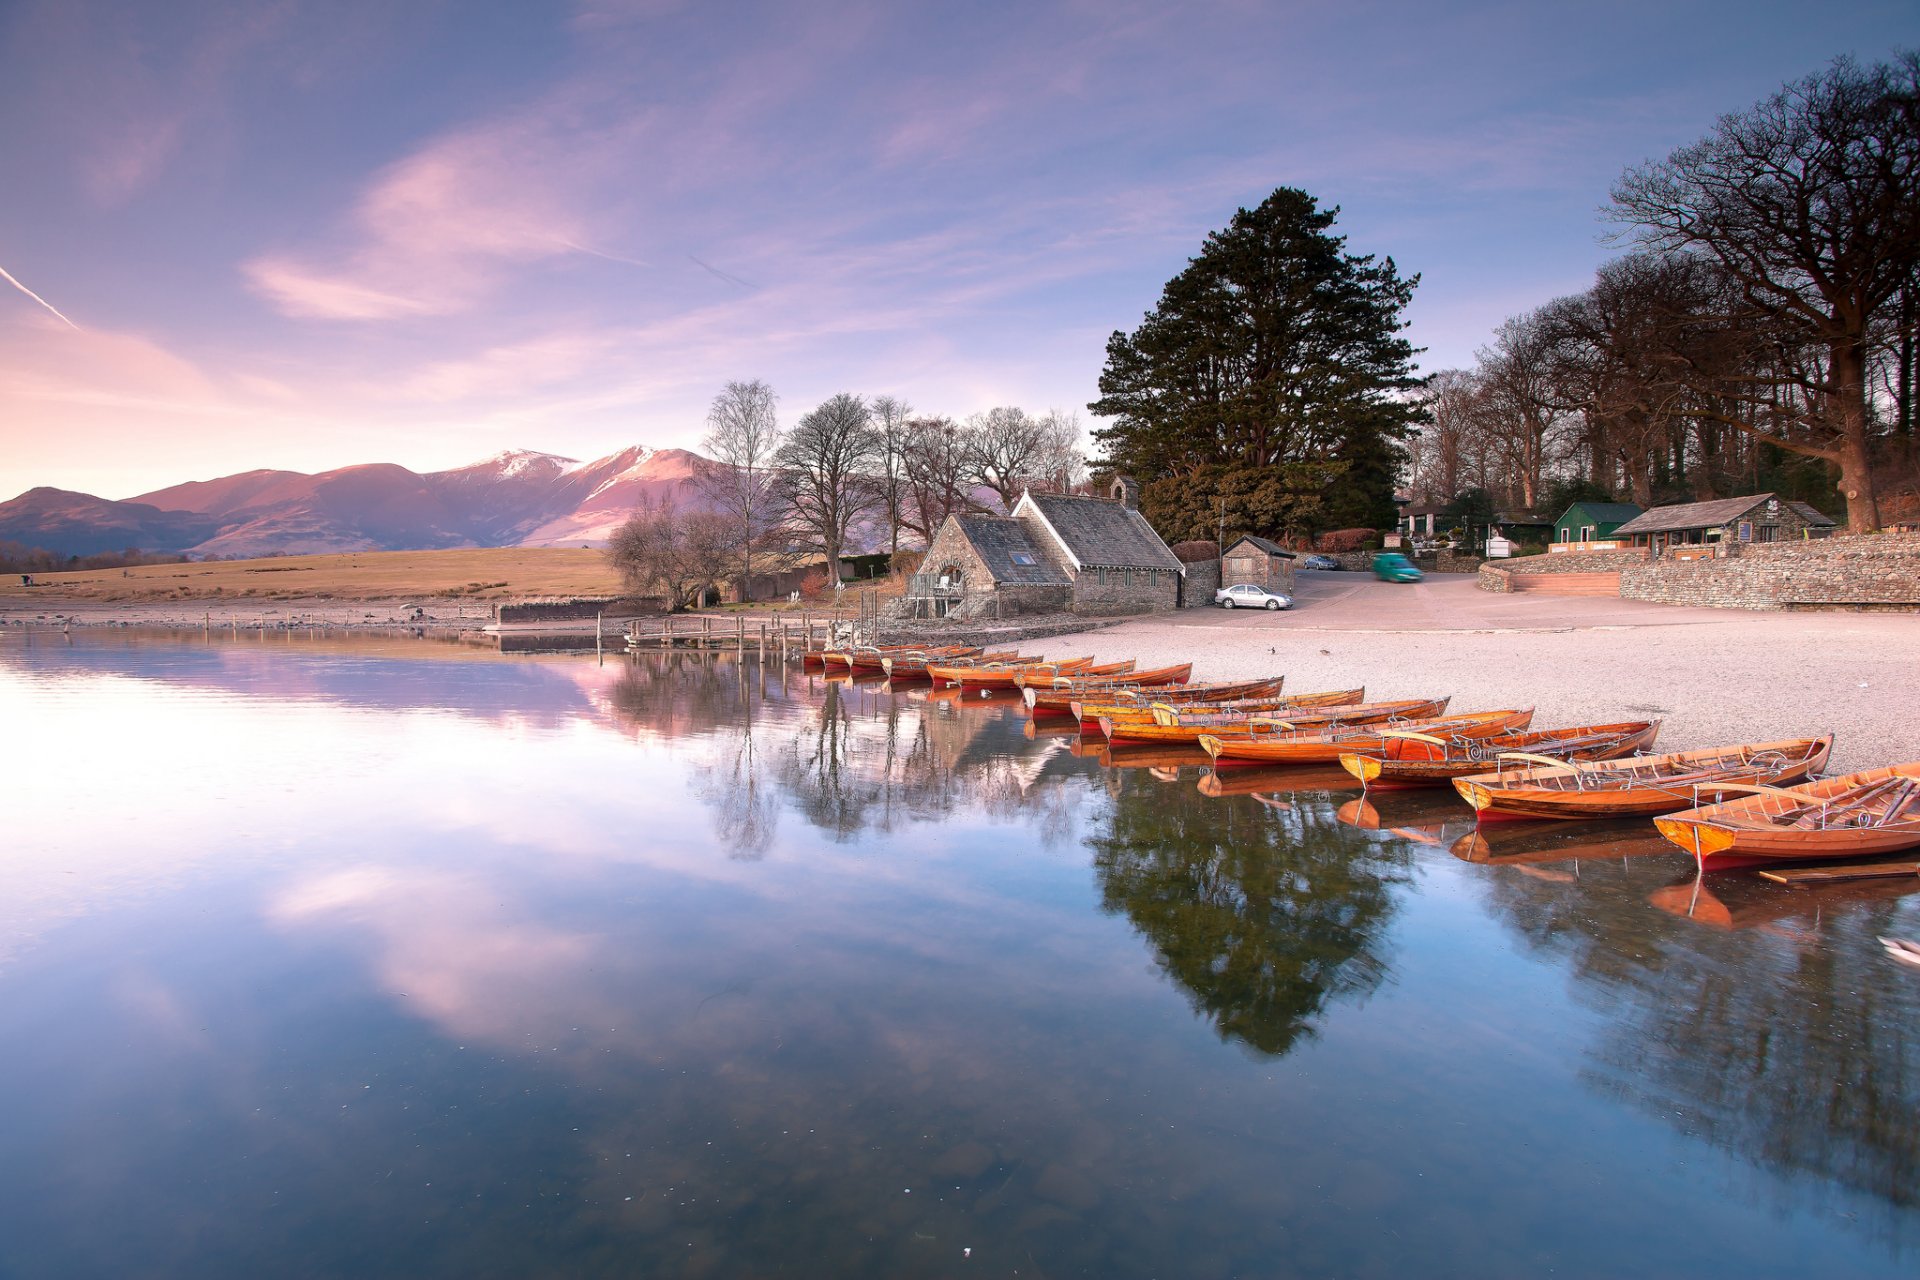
(1019, 662, 1196, 707)
(1339, 720, 1660, 787)
(821, 643, 918, 669)
(930, 657, 1115, 688)
(1081, 686, 1359, 733)
(1652, 761, 1920, 870)
(841, 643, 990, 671)
(1451, 736, 1833, 821)
(880, 648, 1019, 677)
(1071, 676, 1287, 719)
(1200, 708, 1531, 765)
(1103, 696, 1446, 746)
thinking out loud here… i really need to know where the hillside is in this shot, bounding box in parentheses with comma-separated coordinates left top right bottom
(1, 446, 723, 559)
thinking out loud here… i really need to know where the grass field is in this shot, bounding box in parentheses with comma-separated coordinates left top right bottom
(0, 547, 626, 603)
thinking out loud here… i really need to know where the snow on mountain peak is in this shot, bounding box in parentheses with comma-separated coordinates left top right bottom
(476, 448, 581, 479)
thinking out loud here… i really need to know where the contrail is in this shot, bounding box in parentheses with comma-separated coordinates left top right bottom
(689, 254, 756, 290)
(0, 261, 81, 330)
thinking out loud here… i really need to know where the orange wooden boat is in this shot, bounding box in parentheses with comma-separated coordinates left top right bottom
(1340, 720, 1660, 788)
(822, 643, 919, 669)
(1021, 663, 1195, 708)
(1081, 686, 1357, 732)
(1103, 696, 1446, 746)
(1200, 709, 1533, 766)
(1451, 736, 1833, 821)
(1652, 761, 1920, 871)
(931, 657, 1117, 688)
(1071, 676, 1287, 719)
(880, 648, 1019, 677)
(840, 643, 992, 671)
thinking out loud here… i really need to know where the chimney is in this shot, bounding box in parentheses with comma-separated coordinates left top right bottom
(1111, 475, 1140, 510)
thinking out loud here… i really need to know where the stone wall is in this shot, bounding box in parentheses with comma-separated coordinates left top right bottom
(1479, 549, 1647, 593)
(1178, 558, 1220, 608)
(1071, 565, 1180, 615)
(950, 583, 1073, 619)
(1617, 533, 1920, 610)
(1223, 552, 1293, 592)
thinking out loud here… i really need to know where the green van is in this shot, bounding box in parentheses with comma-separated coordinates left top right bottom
(1371, 552, 1424, 583)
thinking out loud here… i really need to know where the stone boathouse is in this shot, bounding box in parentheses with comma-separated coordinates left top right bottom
(911, 478, 1185, 618)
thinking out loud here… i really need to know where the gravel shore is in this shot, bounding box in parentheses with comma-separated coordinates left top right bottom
(8, 574, 1916, 774)
(1033, 573, 1920, 775)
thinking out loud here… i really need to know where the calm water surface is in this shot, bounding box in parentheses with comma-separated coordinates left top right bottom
(2, 628, 1916, 1278)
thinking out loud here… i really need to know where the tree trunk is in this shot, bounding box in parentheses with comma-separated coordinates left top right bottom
(1831, 341, 1881, 532)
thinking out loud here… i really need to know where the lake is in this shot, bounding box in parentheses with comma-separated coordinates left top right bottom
(2, 628, 1916, 1278)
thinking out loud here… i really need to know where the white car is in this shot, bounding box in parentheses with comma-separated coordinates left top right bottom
(1214, 583, 1292, 610)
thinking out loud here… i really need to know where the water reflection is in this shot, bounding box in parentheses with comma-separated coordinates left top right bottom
(1089, 775, 1414, 1056)
(1477, 855, 1920, 1233)
(5, 628, 1919, 1276)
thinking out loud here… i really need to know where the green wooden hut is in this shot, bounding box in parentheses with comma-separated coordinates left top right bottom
(1553, 501, 1643, 545)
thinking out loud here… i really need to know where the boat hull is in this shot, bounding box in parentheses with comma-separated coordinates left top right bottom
(1340, 721, 1660, 786)
(1453, 737, 1832, 821)
(1653, 761, 1920, 869)
(1200, 709, 1532, 765)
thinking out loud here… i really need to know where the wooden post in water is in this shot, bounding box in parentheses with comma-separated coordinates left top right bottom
(663, 615, 673, 649)
(737, 613, 744, 654)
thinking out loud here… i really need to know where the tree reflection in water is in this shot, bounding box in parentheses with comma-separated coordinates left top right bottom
(1478, 857, 1920, 1233)
(1089, 774, 1414, 1056)
(606, 654, 1091, 857)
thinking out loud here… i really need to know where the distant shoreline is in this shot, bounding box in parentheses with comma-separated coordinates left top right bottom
(0, 596, 489, 631)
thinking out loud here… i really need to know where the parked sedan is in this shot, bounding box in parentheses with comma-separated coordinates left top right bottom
(1299, 554, 1340, 571)
(1214, 582, 1293, 610)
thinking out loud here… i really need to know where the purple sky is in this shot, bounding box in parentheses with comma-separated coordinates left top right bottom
(3, 0, 1915, 499)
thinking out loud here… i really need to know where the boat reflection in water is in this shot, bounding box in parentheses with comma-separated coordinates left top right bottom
(3, 631, 1919, 1275)
(1649, 865, 1920, 931)
(1450, 818, 1683, 867)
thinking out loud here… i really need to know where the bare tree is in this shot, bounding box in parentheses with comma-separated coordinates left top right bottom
(1406, 370, 1480, 503)
(899, 415, 978, 544)
(869, 394, 913, 560)
(607, 501, 741, 609)
(1032, 409, 1089, 493)
(1474, 314, 1569, 509)
(697, 379, 783, 600)
(1611, 52, 1920, 531)
(965, 406, 1086, 508)
(773, 393, 882, 585)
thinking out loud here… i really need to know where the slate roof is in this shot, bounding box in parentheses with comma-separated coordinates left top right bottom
(950, 513, 1071, 585)
(1784, 500, 1837, 527)
(1016, 492, 1185, 572)
(1226, 535, 1297, 559)
(1610, 493, 1834, 536)
(1557, 502, 1644, 525)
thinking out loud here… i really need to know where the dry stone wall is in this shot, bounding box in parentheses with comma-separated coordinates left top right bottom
(1179, 558, 1220, 608)
(1618, 534, 1920, 610)
(1479, 549, 1646, 593)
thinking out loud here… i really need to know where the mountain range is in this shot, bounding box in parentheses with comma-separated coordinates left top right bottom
(0, 446, 717, 559)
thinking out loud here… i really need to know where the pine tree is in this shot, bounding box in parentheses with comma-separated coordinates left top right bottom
(1091, 188, 1422, 537)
